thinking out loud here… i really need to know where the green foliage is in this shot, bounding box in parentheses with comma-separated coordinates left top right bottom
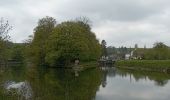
(0, 65, 102, 100)
(9, 43, 25, 62)
(116, 60, 170, 70)
(0, 18, 12, 65)
(45, 21, 101, 66)
(153, 42, 168, 48)
(0, 41, 8, 64)
(106, 46, 133, 60)
(117, 46, 130, 59)
(30, 16, 56, 65)
(133, 42, 170, 60)
(107, 46, 117, 55)
(29, 17, 101, 66)
(143, 48, 170, 60)
(0, 18, 25, 65)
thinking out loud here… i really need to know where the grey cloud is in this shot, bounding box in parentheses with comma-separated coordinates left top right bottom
(60, 0, 169, 21)
(0, 0, 170, 47)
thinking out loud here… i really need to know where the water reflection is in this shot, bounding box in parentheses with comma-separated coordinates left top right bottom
(96, 67, 170, 100)
(1, 65, 170, 100)
(0, 66, 102, 100)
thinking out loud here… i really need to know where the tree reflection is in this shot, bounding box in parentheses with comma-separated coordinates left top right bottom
(1, 65, 170, 100)
(154, 80, 168, 86)
(100, 67, 116, 88)
(117, 69, 170, 86)
(26, 66, 102, 100)
(99, 67, 170, 87)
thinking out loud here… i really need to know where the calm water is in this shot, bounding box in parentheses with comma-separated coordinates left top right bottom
(1, 65, 170, 100)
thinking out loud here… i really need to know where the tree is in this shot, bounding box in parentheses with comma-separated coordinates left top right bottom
(31, 16, 57, 65)
(45, 20, 101, 66)
(144, 45, 146, 49)
(143, 42, 170, 60)
(0, 18, 12, 65)
(23, 35, 33, 61)
(135, 44, 138, 49)
(75, 16, 91, 31)
(9, 43, 25, 62)
(153, 42, 168, 48)
(0, 18, 12, 41)
(107, 46, 116, 55)
(101, 40, 107, 56)
(30, 17, 101, 66)
(23, 35, 33, 44)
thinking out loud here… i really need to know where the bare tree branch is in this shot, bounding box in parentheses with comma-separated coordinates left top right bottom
(0, 18, 12, 41)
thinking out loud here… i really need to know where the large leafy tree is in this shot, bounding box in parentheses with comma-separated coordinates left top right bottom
(45, 20, 101, 66)
(31, 16, 57, 65)
(30, 17, 101, 66)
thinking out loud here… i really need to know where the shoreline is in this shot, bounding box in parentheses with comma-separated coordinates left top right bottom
(115, 60, 170, 74)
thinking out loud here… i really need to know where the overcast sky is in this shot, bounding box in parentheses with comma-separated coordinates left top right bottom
(1, 0, 170, 47)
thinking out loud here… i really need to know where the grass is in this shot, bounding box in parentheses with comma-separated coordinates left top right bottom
(115, 60, 170, 73)
(79, 61, 98, 70)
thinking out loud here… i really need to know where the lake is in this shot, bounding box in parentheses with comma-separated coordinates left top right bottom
(0, 65, 170, 100)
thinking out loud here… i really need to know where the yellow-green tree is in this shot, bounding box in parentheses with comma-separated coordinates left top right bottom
(30, 17, 101, 66)
(45, 20, 101, 66)
(31, 16, 57, 65)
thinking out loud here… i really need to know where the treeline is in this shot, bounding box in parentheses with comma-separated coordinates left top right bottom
(106, 46, 132, 59)
(134, 42, 170, 60)
(25, 16, 101, 66)
(0, 42, 25, 65)
(106, 42, 170, 60)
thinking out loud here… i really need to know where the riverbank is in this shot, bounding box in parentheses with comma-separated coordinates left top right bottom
(78, 61, 98, 70)
(115, 60, 170, 73)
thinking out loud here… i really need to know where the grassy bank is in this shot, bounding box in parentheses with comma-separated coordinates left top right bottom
(79, 61, 98, 70)
(115, 60, 170, 73)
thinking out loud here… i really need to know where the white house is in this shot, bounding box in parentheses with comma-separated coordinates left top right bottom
(125, 54, 131, 60)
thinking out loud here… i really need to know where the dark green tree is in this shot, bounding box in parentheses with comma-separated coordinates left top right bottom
(9, 43, 25, 62)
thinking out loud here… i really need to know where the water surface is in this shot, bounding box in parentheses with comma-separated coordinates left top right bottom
(96, 67, 170, 100)
(0, 65, 170, 100)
